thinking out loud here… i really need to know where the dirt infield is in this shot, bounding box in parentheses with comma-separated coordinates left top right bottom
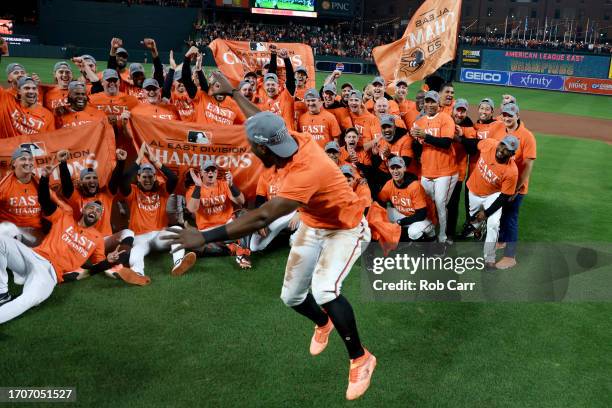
(468, 107, 612, 143)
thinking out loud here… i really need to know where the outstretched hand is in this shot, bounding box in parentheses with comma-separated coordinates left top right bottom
(162, 224, 206, 252)
(210, 71, 234, 96)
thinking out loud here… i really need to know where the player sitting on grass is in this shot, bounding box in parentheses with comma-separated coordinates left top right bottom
(185, 161, 252, 269)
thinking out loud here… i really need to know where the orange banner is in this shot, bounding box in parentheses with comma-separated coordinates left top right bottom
(208, 39, 316, 88)
(129, 113, 263, 199)
(372, 0, 462, 86)
(0, 120, 117, 186)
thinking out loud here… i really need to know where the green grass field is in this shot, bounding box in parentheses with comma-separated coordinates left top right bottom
(254, 0, 314, 11)
(1, 57, 612, 407)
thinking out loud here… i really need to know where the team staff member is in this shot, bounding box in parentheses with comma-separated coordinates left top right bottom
(0, 164, 138, 324)
(185, 161, 251, 269)
(165, 72, 377, 400)
(119, 143, 196, 278)
(55, 81, 107, 128)
(461, 136, 519, 268)
(490, 103, 537, 270)
(0, 76, 55, 138)
(297, 88, 342, 148)
(378, 156, 436, 242)
(411, 90, 457, 244)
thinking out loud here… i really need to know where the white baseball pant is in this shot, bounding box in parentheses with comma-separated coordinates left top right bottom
(280, 218, 371, 306)
(0, 221, 44, 246)
(129, 229, 186, 275)
(249, 210, 298, 252)
(421, 174, 458, 243)
(103, 229, 135, 253)
(0, 236, 57, 324)
(386, 207, 435, 240)
(468, 191, 503, 263)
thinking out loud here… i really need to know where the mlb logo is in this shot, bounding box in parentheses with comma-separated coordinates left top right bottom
(188, 130, 212, 145)
(19, 142, 47, 157)
(249, 42, 268, 52)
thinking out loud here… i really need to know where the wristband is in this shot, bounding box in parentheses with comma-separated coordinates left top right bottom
(192, 186, 201, 199)
(202, 225, 229, 244)
(229, 184, 241, 198)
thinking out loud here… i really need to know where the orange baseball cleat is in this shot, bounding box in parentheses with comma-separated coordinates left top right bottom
(171, 252, 197, 276)
(309, 319, 334, 356)
(114, 267, 151, 286)
(346, 348, 377, 400)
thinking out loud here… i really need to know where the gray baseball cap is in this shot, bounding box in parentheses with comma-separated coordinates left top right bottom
(200, 159, 217, 170)
(454, 98, 469, 111)
(68, 81, 86, 92)
(245, 111, 298, 158)
(388, 156, 406, 168)
(79, 167, 98, 180)
(116, 47, 129, 57)
(83, 200, 104, 212)
(11, 146, 32, 161)
(348, 90, 363, 100)
(322, 83, 336, 95)
(143, 78, 160, 89)
(129, 63, 145, 76)
(53, 61, 71, 72)
(479, 97, 495, 109)
(264, 73, 279, 83)
(238, 80, 251, 90)
(303, 88, 320, 100)
(372, 76, 385, 86)
(500, 135, 519, 153)
(502, 103, 520, 117)
(102, 69, 119, 81)
(379, 114, 395, 127)
(424, 90, 440, 103)
(295, 66, 308, 75)
(17, 76, 35, 88)
(138, 163, 156, 174)
(81, 54, 96, 64)
(340, 164, 354, 177)
(324, 141, 340, 152)
(502, 94, 517, 105)
(6, 63, 25, 76)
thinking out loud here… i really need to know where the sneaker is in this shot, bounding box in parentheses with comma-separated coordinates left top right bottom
(114, 267, 151, 286)
(0, 291, 12, 305)
(310, 319, 334, 356)
(495, 257, 517, 270)
(171, 252, 197, 276)
(346, 348, 377, 401)
(104, 264, 123, 279)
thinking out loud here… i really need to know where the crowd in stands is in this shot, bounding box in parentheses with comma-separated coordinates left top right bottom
(460, 35, 612, 54)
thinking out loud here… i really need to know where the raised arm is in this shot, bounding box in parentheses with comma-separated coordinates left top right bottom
(210, 71, 261, 119)
(182, 46, 199, 99)
(278, 48, 295, 96)
(56, 150, 74, 199)
(38, 167, 58, 216)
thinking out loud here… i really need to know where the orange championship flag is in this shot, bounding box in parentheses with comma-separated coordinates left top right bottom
(208, 39, 316, 88)
(129, 113, 264, 199)
(372, 0, 463, 86)
(0, 120, 117, 187)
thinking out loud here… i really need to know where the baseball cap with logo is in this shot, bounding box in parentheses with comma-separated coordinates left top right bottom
(200, 159, 217, 171)
(116, 47, 129, 57)
(340, 164, 354, 177)
(371, 76, 385, 86)
(479, 97, 495, 109)
(6, 63, 25, 76)
(102, 69, 119, 81)
(454, 98, 469, 111)
(295, 66, 308, 75)
(17, 76, 35, 88)
(324, 141, 340, 152)
(388, 156, 406, 168)
(245, 111, 298, 158)
(502, 103, 520, 117)
(143, 78, 160, 89)
(68, 81, 86, 92)
(83, 200, 104, 212)
(500, 135, 519, 153)
(264, 73, 279, 83)
(80, 167, 98, 180)
(322, 83, 336, 95)
(129, 63, 145, 76)
(238, 80, 251, 90)
(379, 114, 395, 127)
(348, 90, 364, 100)
(424, 90, 440, 103)
(53, 61, 71, 72)
(303, 88, 320, 100)
(11, 146, 32, 161)
(138, 163, 156, 174)
(81, 54, 96, 65)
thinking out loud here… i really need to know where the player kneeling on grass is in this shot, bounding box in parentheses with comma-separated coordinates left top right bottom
(378, 156, 437, 242)
(0, 165, 142, 323)
(164, 71, 377, 400)
(460, 135, 519, 268)
(55, 149, 147, 285)
(118, 143, 196, 279)
(185, 161, 252, 269)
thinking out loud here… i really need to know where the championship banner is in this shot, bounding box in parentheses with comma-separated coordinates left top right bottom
(129, 114, 263, 199)
(0, 120, 117, 186)
(372, 0, 462, 86)
(208, 39, 316, 88)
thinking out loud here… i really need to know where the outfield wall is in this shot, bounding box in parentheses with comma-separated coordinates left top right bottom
(458, 46, 612, 96)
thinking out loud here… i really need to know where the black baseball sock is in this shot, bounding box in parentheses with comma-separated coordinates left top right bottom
(322, 295, 364, 360)
(291, 293, 329, 327)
